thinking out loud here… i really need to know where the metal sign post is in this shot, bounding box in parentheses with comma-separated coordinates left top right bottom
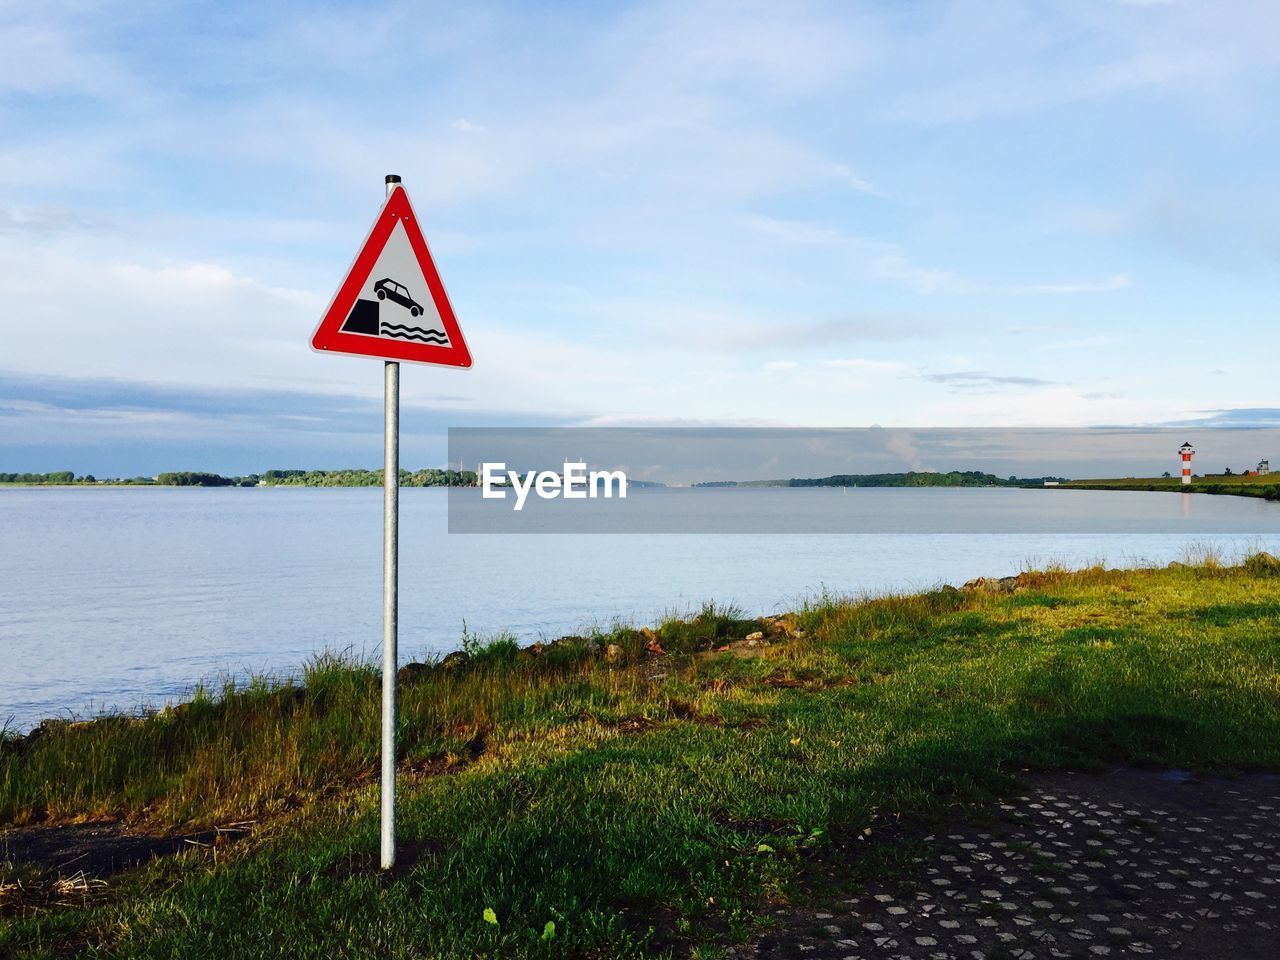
(381, 357, 398, 869)
(381, 194, 401, 866)
(381, 174, 401, 871)
(310, 172, 473, 872)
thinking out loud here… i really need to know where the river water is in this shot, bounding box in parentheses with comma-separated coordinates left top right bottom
(2, 486, 1277, 731)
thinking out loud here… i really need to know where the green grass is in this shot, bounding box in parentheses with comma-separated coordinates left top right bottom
(1063, 472, 1280, 500)
(3, 557, 1280, 957)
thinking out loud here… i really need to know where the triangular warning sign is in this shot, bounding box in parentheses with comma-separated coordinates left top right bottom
(311, 185, 472, 368)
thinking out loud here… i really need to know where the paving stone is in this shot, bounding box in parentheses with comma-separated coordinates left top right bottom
(755, 769, 1280, 960)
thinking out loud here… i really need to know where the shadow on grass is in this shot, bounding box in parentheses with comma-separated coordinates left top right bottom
(1187, 600, 1280, 626)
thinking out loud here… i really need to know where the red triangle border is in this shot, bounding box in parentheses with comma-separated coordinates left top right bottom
(311, 186, 472, 368)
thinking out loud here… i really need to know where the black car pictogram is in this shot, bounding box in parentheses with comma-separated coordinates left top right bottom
(374, 278, 423, 317)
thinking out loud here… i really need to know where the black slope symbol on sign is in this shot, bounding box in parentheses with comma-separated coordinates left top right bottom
(374, 278, 423, 318)
(340, 298, 380, 336)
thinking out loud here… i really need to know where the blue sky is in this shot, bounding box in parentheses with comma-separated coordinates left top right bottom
(1, 0, 1278, 474)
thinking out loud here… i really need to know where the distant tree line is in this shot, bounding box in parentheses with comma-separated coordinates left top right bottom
(696, 470, 1069, 489)
(261, 468, 476, 487)
(0, 471, 152, 485)
(2, 468, 477, 488)
(156, 471, 258, 487)
(152, 469, 477, 487)
(0, 471, 78, 484)
(788, 471, 1067, 488)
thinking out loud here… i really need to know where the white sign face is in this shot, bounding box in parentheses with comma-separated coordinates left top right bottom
(340, 222, 452, 347)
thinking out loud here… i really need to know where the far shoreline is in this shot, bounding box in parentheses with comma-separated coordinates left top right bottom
(4, 477, 1278, 502)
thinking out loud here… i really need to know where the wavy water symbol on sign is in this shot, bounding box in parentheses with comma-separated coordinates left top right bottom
(379, 322, 449, 344)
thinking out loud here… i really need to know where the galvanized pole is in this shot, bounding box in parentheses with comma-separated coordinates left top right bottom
(381, 173, 401, 871)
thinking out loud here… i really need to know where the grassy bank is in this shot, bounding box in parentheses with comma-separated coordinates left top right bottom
(1063, 472, 1280, 500)
(4, 556, 1280, 957)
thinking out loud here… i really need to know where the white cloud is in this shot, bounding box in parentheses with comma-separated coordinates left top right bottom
(827, 162, 882, 197)
(872, 254, 959, 294)
(700, 313, 935, 350)
(1022, 274, 1132, 295)
(744, 218, 1130, 298)
(923, 371, 1057, 390)
(0, 239, 325, 387)
(0, 12, 140, 100)
(821, 358, 908, 373)
(1040, 335, 1115, 351)
(744, 215, 848, 246)
(0, 204, 112, 236)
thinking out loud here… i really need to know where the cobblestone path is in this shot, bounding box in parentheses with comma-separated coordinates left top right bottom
(754, 769, 1279, 960)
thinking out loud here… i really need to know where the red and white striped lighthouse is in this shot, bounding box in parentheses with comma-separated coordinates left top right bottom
(1179, 441, 1195, 486)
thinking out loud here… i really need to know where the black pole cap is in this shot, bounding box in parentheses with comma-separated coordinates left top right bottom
(385, 174, 402, 184)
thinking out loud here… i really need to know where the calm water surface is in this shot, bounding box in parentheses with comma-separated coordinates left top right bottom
(2, 486, 1277, 730)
